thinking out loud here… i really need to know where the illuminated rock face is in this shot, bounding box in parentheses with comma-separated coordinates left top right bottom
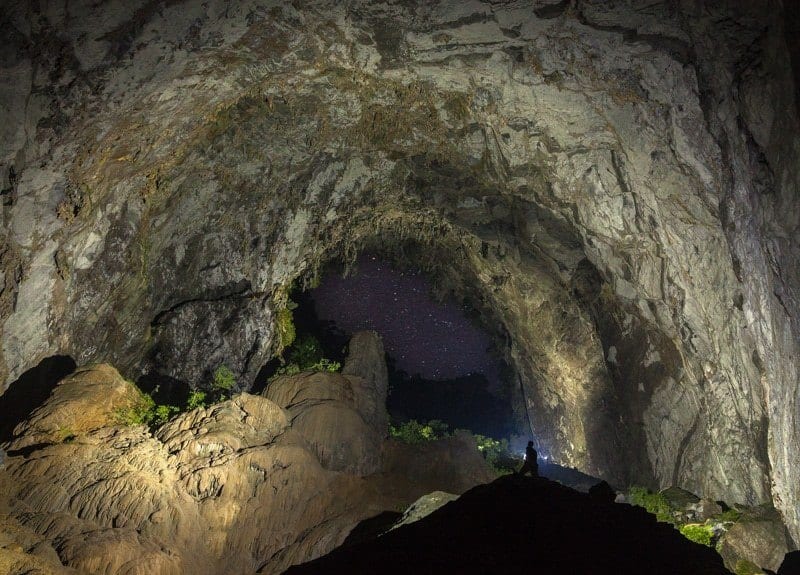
(2, 339, 496, 574)
(0, 0, 798, 544)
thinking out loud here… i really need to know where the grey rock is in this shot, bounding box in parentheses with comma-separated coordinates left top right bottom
(0, 0, 797, 549)
(719, 519, 792, 574)
(392, 491, 459, 530)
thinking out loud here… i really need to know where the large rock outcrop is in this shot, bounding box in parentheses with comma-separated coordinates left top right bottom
(264, 331, 388, 475)
(1, 0, 798, 545)
(0, 335, 497, 574)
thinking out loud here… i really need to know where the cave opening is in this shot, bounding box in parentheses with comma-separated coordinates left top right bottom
(258, 252, 522, 443)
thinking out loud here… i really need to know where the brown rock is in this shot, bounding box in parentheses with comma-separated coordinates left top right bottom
(264, 334, 390, 476)
(2, 352, 495, 574)
(9, 364, 144, 449)
(382, 431, 498, 495)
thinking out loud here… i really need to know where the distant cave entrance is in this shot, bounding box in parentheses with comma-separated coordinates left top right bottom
(258, 253, 519, 441)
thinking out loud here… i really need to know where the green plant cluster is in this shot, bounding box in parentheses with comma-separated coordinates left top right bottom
(114, 385, 179, 429)
(473, 434, 520, 475)
(629, 487, 675, 524)
(388, 420, 519, 475)
(276, 298, 297, 354)
(115, 365, 240, 429)
(272, 334, 342, 378)
(185, 365, 240, 411)
(628, 486, 749, 554)
(389, 419, 449, 444)
(679, 523, 714, 547)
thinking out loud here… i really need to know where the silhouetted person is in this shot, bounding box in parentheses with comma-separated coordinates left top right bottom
(518, 441, 538, 477)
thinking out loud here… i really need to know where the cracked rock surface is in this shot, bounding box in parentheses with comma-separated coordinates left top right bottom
(1, 335, 496, 574)
(0, 0, 798, 547)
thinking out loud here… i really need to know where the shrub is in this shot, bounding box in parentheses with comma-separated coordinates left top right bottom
(271, 334, 342, 377)
(629, 487, 675, 524)
(289, 334, 325, 368)
(679, 523, 714, 547)
(212, 365, 236, 395)
(389, 419, 449, 444)
(115, 387, 157, 426)
(309, 358, 341, 372)
(187, 390, 208, 411)
(115, 383, 179, 429)
(153, 404, 179, 426)
(276, 305, 296, 354)
(472, 434, 518, 475)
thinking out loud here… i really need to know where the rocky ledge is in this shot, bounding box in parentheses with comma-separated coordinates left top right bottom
(0, 332, 495, 574)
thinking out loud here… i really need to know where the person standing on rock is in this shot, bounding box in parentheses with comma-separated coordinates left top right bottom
(518, 441, 538, 477)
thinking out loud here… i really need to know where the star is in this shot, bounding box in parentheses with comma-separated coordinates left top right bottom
(311, 255, 502, 389)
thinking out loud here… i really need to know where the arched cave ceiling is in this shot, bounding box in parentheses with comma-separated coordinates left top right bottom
(1, 0, 798, 543)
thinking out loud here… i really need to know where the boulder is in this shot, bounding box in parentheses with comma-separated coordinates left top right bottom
(588, 481, 616, 504)
(693, 499, 724, 522)
(718, 517, 792, 574)
(9, 364, 145, 449)
(391, 491, 459, 530)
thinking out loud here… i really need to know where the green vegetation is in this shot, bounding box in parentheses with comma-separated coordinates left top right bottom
(276, 299, 297, 354)
(389, 419, 449, 444)
(153, 404, 180, 426)
(114, 386, 158, 426)
(272, 334, 342, 378)
(115, 368, 239, 431)
(212, 365, 236, 396)
(187, 390, 208, 410)
(733, 559, 763, 575)
(114, 385, 180, 430)
(718, 508, 741, 523)
(679, 523, 714, 547)
(628, 486, 753, 558)
(473, 434, 520, 475)
(388, 419, 520, 475)
(629, 486, 675, 524)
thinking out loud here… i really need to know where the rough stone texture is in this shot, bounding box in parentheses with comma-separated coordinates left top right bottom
(264, 331, 388, 475)
(719, 518, 792, 574)
(381, 431, 498, 496)
(391, 491, 459, 530)
(0, 0, 798, 545)
(0, 352, 495, 574)
(9, 363, 141, 449)
(0, 470, 79, 575)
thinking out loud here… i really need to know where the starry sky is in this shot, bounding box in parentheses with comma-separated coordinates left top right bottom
(311, 255, 502, 388)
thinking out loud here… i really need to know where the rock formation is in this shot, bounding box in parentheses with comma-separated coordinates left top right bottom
(286, 474, 734, 575)
(0, 332, 497, 574)
(1, 0, 798, 549)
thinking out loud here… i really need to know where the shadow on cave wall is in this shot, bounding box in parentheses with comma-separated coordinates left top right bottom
(0, 355, 76, 443)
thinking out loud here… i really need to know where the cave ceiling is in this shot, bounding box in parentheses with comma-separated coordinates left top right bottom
(1, 0, 799, 544)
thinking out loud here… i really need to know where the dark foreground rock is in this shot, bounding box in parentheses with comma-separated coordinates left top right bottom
(286, 474, 732, 575)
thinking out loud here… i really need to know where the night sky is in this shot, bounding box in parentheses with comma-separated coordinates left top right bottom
(311, 255, 503, 389)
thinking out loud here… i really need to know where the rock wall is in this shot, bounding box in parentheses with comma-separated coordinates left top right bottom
(1, 0, 797, 543)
